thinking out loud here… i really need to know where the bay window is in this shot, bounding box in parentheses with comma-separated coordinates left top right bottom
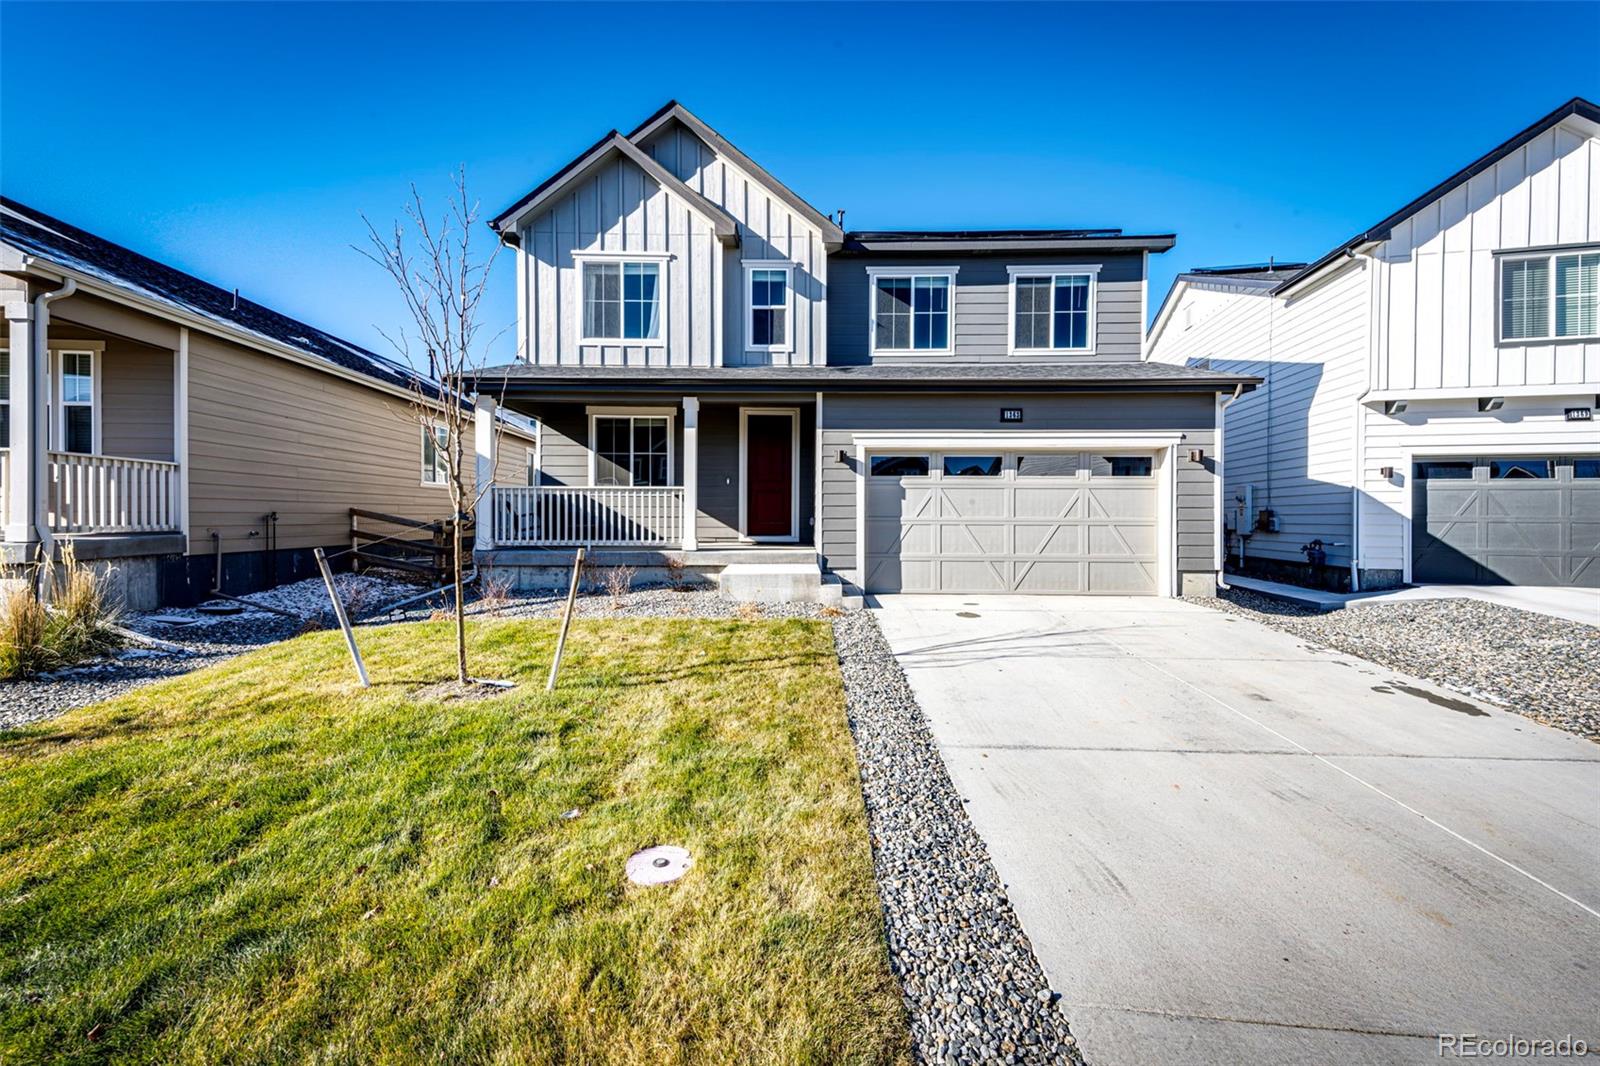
(1499, 248, 1599, 342)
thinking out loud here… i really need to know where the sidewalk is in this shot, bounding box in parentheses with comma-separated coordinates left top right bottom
(1223, 574, 1600, 626)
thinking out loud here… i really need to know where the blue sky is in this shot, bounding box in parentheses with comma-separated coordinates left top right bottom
(3, 2, 1597, 370)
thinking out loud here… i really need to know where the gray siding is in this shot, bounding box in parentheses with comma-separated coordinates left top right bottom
(819, 391, 1216, 575)
(827, 253, 1145, 365)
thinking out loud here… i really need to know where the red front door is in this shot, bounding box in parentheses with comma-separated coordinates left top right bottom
(745, 413, 794, 538)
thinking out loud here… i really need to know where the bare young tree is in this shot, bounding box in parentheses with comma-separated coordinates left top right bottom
(359, 168, 504, 684)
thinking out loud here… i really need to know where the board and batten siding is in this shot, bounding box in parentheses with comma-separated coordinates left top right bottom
(187, 333, 534, 554)
(1377, 119, 1600, 392)
(826, 253, 1145, 365)
(817, 391, 1217, 576)
(517, 155, 722, 368)
(639, 121, 829, 367)
(1147, 264, 1371, 567)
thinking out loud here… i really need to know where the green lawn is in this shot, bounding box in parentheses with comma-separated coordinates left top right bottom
(0, 618, 910, 1065)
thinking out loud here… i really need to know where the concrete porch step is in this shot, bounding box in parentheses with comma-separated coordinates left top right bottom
(716, 563, 828, 604)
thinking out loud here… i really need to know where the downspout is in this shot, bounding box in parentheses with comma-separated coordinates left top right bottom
(30, 278, 76, 562)
(1215, 381, 1244, 590)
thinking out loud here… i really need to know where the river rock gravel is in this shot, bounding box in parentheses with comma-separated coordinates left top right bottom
(1203, 588, 1600, 742)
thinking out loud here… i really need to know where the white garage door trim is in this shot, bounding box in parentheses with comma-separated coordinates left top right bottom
(853, 432, 1181, 597)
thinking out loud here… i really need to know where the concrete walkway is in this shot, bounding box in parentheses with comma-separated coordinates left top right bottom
(1227, 574, 1600, 626)
(873, 595, 1600, 1066)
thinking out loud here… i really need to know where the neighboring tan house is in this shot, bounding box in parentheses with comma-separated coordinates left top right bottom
(1, 198, 537, 609)
(466, 102, 1256, 600)
(1147, 97, 1600, 591)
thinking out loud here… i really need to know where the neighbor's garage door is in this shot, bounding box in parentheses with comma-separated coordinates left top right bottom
(1413, 456, 1600, 587)
(865, 451, 1158, 594)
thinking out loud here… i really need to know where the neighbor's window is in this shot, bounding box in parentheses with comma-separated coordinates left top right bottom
(748, 266, 790, 350)
(870, 455, 930, 477)
(1102, 456, 1153, 477)
(1012, 271, 1093, 351)
(421, 424, 449, 485)
(942, 455, 1002, 477)
(582, 260, 661, 341)
(59, 350, 94, 454)
(872, 272, 953, 351)
(1489, 458, 1551, 479)
(1501, 249, 1599, 341)
(593, 415, 670, 486)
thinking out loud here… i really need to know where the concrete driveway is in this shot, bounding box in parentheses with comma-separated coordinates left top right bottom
(873, 595, 1600, 1066)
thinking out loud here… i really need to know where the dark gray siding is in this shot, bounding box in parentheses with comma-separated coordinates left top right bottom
(818, 391, 1216, 576)
(826, 252, 1145, 365)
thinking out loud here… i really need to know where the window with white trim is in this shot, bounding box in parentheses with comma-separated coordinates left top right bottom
(582, 260, 661, 341)
(59, 350, 94, 454)
(1500, 249, 1599, 342)
(871, 271, 953, 352)
(1011, 271, 1094, 351)
(421, 423, 449, 485)
(747, 265, 791, 350)
(592, 415, 670, 486)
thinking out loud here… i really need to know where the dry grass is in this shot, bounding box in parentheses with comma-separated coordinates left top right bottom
(0, 618, 910, 1064)
(0, 547, 121, 679)
(605, 565, 637, 608)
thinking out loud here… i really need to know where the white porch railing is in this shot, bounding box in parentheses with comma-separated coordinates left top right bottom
(47, 452, 181, 534)
(489, 485, 683, 547)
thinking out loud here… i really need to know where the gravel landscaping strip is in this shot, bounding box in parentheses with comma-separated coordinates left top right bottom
(1203, 588, 1600, 742)
(832, 609, 1082, 1066)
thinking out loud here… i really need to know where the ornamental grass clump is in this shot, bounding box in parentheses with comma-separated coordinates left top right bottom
(0, 547, 121, 680)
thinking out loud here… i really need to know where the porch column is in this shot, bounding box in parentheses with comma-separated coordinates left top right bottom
(681, 396, 699, 551)
(3, 297, 35, 544)
(473, 396, 497, 551)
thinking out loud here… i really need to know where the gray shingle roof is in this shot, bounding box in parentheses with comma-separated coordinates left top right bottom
(467, 361, 1258, 392)
(1, 197, 426, 394)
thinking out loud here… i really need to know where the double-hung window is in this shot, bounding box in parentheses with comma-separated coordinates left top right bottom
(746, 262, 792, 351)
(592, 414, 671, 486)
(580, 258, 662, 342)
(1499, 248, 1599, 342)
(58, 350, 94, 454)
(1009, 267, 1097, 354)
(421, 424, 449, 485)
(870, 269, 955, 353)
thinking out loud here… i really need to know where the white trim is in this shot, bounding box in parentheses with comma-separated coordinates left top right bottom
(865, 266, 959, 356)
(1155, 444, 1176, 598)
(742, 260, 795, 355)
(584, 404, 678, 416)
(1496, 246, 1600, 345)
(848, 430, 1182, 450)
(813, 391, 824, 559)
(420, 422, 449, 487)
(586, 410, 676, 487)
(572, 254, 669, 348)
(1005, 264, 1101, 357)
(175, 327, 190, 540)
(738, 407, 801, 542)
(1362, 384, 1600, 403)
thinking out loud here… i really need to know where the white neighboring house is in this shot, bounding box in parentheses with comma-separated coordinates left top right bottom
(1148, 97, 1600, 591)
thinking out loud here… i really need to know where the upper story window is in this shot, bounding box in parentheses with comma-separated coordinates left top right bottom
(1499, 248, 1599, 342)
(745, 262, 792, 352)
(1008, 266, 1099, 354)
(579, 256, 663, 342)
(869, 268, 956, 353)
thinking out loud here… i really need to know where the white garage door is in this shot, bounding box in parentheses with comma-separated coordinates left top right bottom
(865, 451, 1158, 594)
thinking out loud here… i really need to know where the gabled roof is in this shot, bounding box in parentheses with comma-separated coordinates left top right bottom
(1, 196, 424, 394)
(1275, 95, 1600, 296)
(1145, 263, 1307, 351)
(488, 131, 738, 244)
(627, 101, 844, 244)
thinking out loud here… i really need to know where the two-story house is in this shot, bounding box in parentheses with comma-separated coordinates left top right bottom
(468, 102, 1256, 600)
(1147, 97, 1600, 591)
